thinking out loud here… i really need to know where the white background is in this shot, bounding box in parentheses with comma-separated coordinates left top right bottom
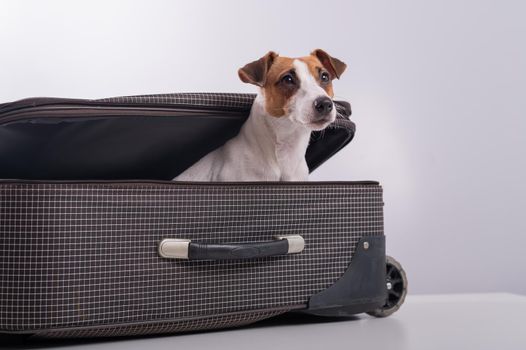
(1, 0, 525, 295)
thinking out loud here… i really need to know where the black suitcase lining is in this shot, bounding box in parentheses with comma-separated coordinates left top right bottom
(0, 93, 354, 181)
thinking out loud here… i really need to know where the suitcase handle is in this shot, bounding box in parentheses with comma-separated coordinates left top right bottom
(158, 235, 304, 260)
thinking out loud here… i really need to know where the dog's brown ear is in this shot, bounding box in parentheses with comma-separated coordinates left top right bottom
(312, 49, 347, 79)
(238, 51, 278, 87)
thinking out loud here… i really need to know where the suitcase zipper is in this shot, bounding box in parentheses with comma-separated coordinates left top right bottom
(0, 104, 248, 125)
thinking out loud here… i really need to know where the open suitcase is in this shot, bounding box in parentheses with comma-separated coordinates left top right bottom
(0, 93, 407, 338)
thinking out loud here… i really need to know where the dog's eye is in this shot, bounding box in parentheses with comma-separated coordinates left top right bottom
(320, 72, 330, 82)
(281, 74, 295, 85)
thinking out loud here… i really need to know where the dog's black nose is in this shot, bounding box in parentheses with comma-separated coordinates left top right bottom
(313, 97, 334, 116)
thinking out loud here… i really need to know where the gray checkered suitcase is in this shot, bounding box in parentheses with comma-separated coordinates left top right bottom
(0, 93, 406, 338)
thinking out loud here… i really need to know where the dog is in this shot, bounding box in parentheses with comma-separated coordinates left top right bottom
(174, 49, 347, 182)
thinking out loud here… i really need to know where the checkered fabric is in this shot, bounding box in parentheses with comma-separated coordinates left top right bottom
(0, 181, 383, 337)
(96, 93, 257, 111)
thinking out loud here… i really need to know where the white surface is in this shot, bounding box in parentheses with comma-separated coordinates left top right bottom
(4, 293, 525, 349)
(1, 0, 526, 294)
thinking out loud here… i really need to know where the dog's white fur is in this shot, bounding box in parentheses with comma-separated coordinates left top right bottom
(174, 60, 336, 182)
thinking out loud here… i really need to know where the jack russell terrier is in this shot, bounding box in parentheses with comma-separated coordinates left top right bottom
(174, 49, 347, 182)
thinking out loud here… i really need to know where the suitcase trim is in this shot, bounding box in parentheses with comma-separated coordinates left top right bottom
(0, 179, 379, 186)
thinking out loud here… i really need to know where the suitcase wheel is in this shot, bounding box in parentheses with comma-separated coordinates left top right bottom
(367, 255, 408, 317)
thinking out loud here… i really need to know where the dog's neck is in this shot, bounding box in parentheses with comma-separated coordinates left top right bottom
(240, 93, 311, 180)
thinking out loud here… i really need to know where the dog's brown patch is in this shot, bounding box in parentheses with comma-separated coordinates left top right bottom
(261, 56, 298, 117)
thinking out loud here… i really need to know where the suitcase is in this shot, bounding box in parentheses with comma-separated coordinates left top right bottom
(0, 93, 407, 338)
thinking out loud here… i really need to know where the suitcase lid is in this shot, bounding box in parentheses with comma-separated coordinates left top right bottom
(0, 93, 354, 180)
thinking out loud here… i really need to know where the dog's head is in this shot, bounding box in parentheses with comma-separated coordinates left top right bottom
(238, 49, 347, 131)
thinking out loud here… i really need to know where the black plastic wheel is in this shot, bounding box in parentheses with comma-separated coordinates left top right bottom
(367, 255, 408, 317)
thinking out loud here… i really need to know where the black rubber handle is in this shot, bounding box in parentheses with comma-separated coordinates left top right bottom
(188, 239, 289, 260)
